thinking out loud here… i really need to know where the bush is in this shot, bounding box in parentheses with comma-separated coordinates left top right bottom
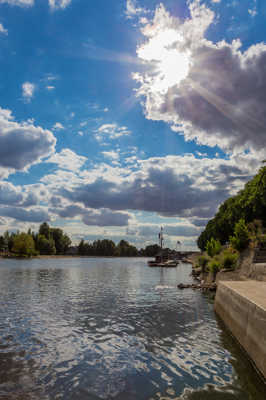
(221, 249, 239, 270)
(208, 258, 221, 279)
(197, 255, 209, 273)
(206, 238, 221, 257)
(230, 219, 249, 251)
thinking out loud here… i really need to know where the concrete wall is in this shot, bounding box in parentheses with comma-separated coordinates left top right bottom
(215, 281, 266, 380)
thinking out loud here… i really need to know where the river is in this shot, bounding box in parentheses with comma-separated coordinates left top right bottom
(0, 257, 264, 399)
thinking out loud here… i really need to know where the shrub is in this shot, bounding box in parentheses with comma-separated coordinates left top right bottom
(206, 238, 221, 257)
(221, 249, 239, 270)
(230, 219, 249, 251)
(197, 255, 209, 273)
(208, 258, 221, 279)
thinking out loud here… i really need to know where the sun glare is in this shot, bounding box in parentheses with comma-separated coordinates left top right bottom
(137, 28, 191, 94)
(157, 49, 190, 91)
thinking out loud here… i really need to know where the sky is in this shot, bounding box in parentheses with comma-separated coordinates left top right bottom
(0, 0, 265, 250)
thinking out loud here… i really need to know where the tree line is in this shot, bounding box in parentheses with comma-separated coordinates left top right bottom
(197, 165, 266, 251)
(77, 240, 162, 257)
(0, 222, 71, 257)
(0, 222, 163, 257)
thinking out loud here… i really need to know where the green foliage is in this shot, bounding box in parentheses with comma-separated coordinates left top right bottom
(197, 255, 209, 273)
(208, 257, 221, 277)
(77, 238, 138, 257)
(221, 248, 239, 270)
(36, 234, 56, 255)
(39, 222, 50, 239)
(206, 238, 221, 257)
(116, 240, 138, 257)
(230, 219, 249, 251)
(142, 244, 161, 257)
(197, 166, 266, 250)
(12, 233, 36, 257)
(50, 228, 71, 254)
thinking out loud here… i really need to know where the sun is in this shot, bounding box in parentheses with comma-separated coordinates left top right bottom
(156, 49, 190, 92)
(137, 28, 191, 94)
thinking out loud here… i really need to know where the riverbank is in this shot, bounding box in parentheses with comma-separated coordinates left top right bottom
(188, 248, 266, 381)
(215, 281, 266, 381)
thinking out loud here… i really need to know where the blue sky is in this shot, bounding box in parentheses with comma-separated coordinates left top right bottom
(0, 0, 265, 249)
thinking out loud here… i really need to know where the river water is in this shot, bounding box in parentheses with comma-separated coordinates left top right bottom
(0, 258, 264, 400)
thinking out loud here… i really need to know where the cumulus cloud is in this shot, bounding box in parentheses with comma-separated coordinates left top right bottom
(0, 182, 23, 205)
(46, 149, 87, 171)
(95, 123, 131, 141)
(0, 107, 56, 170)
(59, 153, 259, 220)
(0, 23, 8, 35)
(0, 182, 47, 211)
(134, 1, 266, 154)
(53, 204, 131, 227)
(22, 82, 35, 101)
(82, 209, 130, 227)
(48, 0, 71, 10)
(0, 206, 50, 222)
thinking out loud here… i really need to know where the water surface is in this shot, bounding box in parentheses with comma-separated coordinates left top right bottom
(0, 258, 264, 399)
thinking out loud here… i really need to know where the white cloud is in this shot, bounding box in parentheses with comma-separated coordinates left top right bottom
(0, 0, 72, 9)
(0, 23, 8, 35)
(0, 0, 34, 6)
(46, 149, 87, 171)
(52, 122, 64, 131)
(48, 0, 71, 10)
(22, 82, 35, 101)
(134, 1, 266, 154)
(58, 151, 262, 221)
(102, 151, 119, 161)
(248, 8, 257, 17)
(125, 0, 145, 19)
(0, 106, 56, 170)
(96, 123, 131, 141)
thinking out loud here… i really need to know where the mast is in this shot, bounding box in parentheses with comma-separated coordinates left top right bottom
(158, 226, 164, 249)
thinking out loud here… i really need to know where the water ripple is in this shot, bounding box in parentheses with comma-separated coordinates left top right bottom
(0, 258, 265, 399)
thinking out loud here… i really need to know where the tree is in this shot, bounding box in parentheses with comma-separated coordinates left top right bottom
(50, 228, 71, 254)
(143, 244, 161, 257)
(39, 222, 50, 239)
(117, 240, 138, 257)
(197, 166, 266, 250)
(230, 219, 249, 251)
(206, 238, 221, 257)
(36, 234, 56, 255)
(12, 233, 36, 257)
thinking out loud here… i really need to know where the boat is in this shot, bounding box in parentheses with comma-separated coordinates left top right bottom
(148, 227, 179, 267)
(148, 258, 178, 267)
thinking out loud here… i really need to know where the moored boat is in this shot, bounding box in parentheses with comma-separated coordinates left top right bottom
(147, 227, 178, 267)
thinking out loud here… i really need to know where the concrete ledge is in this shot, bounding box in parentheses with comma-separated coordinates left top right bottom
(215, 281, 266, 380)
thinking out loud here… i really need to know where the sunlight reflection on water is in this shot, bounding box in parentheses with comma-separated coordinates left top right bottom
(0, 258, 264, 399)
